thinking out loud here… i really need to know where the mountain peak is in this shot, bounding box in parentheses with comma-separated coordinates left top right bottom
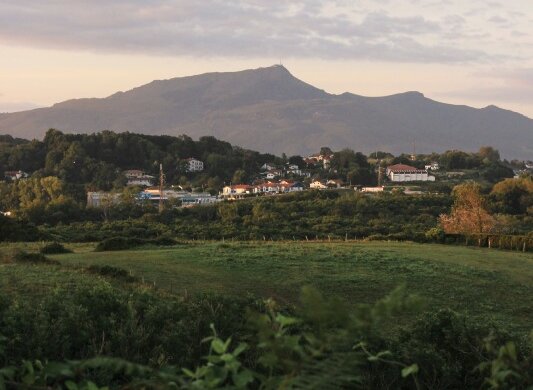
(0, 66, 531, 159)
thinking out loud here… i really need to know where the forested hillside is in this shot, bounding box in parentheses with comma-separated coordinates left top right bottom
(0, 129, 277, 191)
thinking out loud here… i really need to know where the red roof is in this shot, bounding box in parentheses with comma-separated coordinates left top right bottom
(387, 164, 426, 173)
(231, 184, 252, 189)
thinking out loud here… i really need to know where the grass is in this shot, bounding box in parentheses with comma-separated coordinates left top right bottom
(1, 240, 532, 335)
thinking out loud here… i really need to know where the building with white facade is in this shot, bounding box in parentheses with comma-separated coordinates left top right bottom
(424, 162, 440, 171)
(386, 164, 435, 182)
(124, 170, 155, 186)
(186, 158, 204, 172)
(4, 170, 28, 181)
(310, 180, 328, 189)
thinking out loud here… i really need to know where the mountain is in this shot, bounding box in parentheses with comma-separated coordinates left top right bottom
(0, 65, 531, 158)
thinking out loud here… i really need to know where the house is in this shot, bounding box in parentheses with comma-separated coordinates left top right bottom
(424, 162, 440, 171)
(124, 170, 155, 186)
(310, 180, 327, 189)
(281, 181, 304, 192)
(86, 192, 122, 207)
(265, 170, 283, 179)
(326, 179, 344, 188)
(322, 156, 332, 169)
(360, 186, 384, 193)
(307, 153, 334, 169)
(4, 170, 28, 181)
(261, 163, 277, 171)
(303, 158, 317, 167)
(386, 164, 435, 182)
(222, 184, 253, 199)
(186, 158, 204, 172)
(286, 164, 303, 176)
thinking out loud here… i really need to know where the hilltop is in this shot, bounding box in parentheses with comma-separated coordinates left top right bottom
(0, 65, 531, 158)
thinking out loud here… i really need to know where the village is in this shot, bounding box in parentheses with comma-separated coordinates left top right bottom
(4, 147, 530, 210)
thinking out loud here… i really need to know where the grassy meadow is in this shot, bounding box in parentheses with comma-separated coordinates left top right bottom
(2, 240, 532, 336)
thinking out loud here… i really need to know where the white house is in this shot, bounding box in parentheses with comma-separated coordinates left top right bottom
(186, 158, 204, 172)
(86, 192, 122, 207)
(310, 180, 327, 189)
(286, 164, 303, 176)
(361, 186, 384, 193)
(4, 170, 28, 181)
(265, 170, 283, 179)
(124, 170, 155, 186)
(386, 164, 435, 182)
(281, 181, 304, 192)
(222, 184, 253, 198)
(261, 163, 277, 171)
(424, 162, 440, 171)
(326, 179, 344, 188)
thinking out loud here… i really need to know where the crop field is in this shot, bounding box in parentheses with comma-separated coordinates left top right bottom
(1, 241, 532, 336)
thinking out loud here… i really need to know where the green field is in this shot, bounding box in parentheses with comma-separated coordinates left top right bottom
(2, 241, 532, 336)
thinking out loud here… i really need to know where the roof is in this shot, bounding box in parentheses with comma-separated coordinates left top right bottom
(387, 164, 426, 173)
(231, 184, 252, 189)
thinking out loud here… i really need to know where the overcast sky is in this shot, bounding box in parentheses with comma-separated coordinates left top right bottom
(0, 0, 532, 117)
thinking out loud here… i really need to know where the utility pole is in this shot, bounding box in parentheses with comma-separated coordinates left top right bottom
(377, 160, 382, 186)
(376, 151, 382, 187)
(159, 163, 165, 213)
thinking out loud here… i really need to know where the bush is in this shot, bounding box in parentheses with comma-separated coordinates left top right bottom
(94, 237, 144, 251)
(94, 236, 177, 252)
(39, 242, 72, 254)
(86, 265, 138, 282)
(3, 250, 60, 265)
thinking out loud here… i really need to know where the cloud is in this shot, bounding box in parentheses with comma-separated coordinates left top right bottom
(0, 0, 516, 63)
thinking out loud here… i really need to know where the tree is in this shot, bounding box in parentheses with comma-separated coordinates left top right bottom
(232, 169, 247, 184)
(439, 182, 496, 235)
(491, 176, 533, 215)
(478, 146, 500, 163)
(320, 146, 333, 156)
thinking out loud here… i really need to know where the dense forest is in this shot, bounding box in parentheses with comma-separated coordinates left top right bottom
(0, 129, 280, 191)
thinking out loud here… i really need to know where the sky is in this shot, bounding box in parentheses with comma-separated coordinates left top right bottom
(0, 0, 532, 117)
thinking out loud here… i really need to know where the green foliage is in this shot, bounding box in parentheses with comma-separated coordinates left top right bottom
(94, 236, 177, 251)
(477, 332, 533, 389)
(86, 265, 138, 283)
(0, 249, 59, 265)
(1, 283, 530, 389)
(40, 242, 72, 254)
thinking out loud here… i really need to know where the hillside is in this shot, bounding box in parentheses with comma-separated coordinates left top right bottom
(0, 65, 531, 158)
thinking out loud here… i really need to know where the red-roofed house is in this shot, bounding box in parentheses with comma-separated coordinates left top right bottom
(386, 164, 435, 182)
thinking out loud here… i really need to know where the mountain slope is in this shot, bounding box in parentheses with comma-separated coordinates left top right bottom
(0, 65, 531, 158)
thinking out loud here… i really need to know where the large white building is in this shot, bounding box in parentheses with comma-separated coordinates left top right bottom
(124, 170, 155, 186)
(386, 164, 435, 182)
(186, 158, 204, 172)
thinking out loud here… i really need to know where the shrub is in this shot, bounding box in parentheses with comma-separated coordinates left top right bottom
(4, 250, 60, 265)
(39, 242, 72, 254)
(94, 237, 144, 251)
(94, 236, 177, 252)
(86, 265, 138, 283)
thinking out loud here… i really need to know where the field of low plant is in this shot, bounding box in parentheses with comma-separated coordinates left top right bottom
(2, 240, 530, 336)
(1, 240, 532, 388)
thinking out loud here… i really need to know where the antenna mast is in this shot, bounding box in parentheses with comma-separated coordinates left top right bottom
(159, 163, 165, 213)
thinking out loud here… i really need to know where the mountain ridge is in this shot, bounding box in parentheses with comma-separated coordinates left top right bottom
(0, 65, 531, 158)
